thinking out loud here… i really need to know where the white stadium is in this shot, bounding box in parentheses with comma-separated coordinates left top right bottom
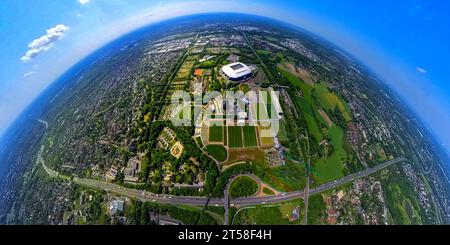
(221, 62, 252, 82)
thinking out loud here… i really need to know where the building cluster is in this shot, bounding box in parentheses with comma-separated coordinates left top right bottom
(149, 37, 194, 54)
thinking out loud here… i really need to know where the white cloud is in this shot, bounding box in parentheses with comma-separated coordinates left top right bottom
(23, 71, 35, 78)
(417, 67, 427, 74)
(20, 24, 69, 63)
(78, 0, 91, 4)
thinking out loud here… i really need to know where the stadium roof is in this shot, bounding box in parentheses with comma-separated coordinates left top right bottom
(221, 62, 252, 80)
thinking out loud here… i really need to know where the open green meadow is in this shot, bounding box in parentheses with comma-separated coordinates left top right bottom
(313, 82, 352, 122)
(278, 66, 307, 90)
(233, 199, 304, 225)
(263, 160, 307, 192)
(381, 168, 426, 224)
(278, 65, 355, 185)
(313, 125, 347, 184)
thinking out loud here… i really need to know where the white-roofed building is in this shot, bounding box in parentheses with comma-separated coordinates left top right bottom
(221, 62, 252, 82)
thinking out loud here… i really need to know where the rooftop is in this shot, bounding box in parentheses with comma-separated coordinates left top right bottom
(221, 62, 252, 81)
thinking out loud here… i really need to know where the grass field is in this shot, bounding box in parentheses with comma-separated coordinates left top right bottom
(228, 126, 243, 148)
(278, 64, 355, 185)
(279, 66, 324, 142)
(260, 137, 275, 146)
(262, 187, 275, 195)
(263, 160, 307, 192)
(256, 100, 270, 122)
(257, 49, 271, 56)
(209, 125, 223, 142)
(313, 151, 345, 184)
(328, 124, 344, 148)
(278, 65, 352, 143)
(382, 169, 425, 224)
(307, 194, 327, 224)
(278, 66, 305, 89)
(233, 199, 304, 225)
(261, 90, 273, 118)
(223, 125, 228, 146)
(313, 124, 346, 184)
(205, 145, 228, 162)
(243, 126, 258, 147)
(226, 148, 266, 166)
(233, 206, 289, 225)
(277, 120, 288, 140)
(313, 82, 352, 122)
(176, 60, 196, 80)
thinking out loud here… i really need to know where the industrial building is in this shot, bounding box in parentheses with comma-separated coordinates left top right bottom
(221, 62, 252, 82)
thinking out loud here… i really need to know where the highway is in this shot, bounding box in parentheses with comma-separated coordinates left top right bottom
(309, 156, 408, 195)
(38, 118, 407, 210)
(231, 157, 408, 206)
(68, 157, 408, 208)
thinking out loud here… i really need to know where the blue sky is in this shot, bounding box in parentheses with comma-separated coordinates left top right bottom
(0, 0, 449, 155)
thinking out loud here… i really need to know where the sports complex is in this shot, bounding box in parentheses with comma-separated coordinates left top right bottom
(198, 87, 283, 165)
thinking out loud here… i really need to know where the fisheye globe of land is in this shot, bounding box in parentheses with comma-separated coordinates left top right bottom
(1, 13, 447, 225)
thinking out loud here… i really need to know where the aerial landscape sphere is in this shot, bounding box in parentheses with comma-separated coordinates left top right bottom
(0, 10, 449, 227)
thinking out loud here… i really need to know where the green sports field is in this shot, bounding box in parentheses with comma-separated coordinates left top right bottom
(226, 126, 258, 148)
(228, 126, 243, 148)
(209, 125, 224, 142)
(243, 126, 258, 147)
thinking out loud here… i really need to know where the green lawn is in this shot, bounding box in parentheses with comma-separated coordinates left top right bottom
(313, 151, 346, 184)
(234, 206, 290, 225)
(328, 124, 344, 149)
(313, 124, 346, 184)
(228, 126, 243, 148)
(313, 82, 352, 122)
(262, 187, 275, 195)
(257, 49, 272, 56)
(205, 145, 228, 162)
(278, 67, 305, 90)
(243, 126, 258, 147)
(233, 199, 304, 225)
(209, 125, 223, 142)
(302, 110, 323, 142)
